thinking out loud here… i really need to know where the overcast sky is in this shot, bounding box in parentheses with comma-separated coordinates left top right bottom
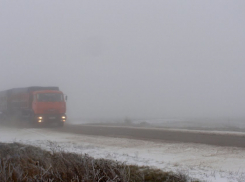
(0, 1, 245, 120)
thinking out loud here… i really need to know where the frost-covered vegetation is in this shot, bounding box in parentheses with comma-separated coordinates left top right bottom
(0, 143, 197, 182)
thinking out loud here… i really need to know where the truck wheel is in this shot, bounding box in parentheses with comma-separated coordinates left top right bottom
(57, 122, 64, 127)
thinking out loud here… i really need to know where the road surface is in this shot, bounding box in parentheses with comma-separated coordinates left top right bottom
(52, 124, 245, 148)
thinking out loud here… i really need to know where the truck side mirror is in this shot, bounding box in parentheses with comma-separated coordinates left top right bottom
(65, 95, 68, 101)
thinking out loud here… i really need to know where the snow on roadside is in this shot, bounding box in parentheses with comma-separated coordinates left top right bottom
(0, 126, 245, 182)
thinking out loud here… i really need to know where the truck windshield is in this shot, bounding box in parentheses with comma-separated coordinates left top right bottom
(36, 93, 63, 102)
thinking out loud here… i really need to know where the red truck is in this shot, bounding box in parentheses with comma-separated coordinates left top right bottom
(0, 86, 67, 127)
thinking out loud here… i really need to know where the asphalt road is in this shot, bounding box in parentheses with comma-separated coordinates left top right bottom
(52, 124, 245, 148)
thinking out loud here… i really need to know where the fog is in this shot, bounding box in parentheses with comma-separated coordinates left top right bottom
(0, 1, 245, 121)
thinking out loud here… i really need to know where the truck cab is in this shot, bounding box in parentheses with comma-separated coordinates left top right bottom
(32, 90, 66, 126)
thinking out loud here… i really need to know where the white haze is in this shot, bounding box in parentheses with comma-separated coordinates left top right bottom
(0, 1, 245, 121)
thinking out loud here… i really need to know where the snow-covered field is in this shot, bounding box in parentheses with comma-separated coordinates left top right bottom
(1, 126, 245, 182)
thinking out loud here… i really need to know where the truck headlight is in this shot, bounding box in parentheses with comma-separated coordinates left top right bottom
(61, 116, 66, 119)
(38, 116, 43, 120)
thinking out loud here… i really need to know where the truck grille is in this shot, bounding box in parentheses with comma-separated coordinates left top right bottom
(45, 109, 58, 113)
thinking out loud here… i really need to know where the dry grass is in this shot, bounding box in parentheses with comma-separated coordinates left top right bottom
(0, 142, 197, 182)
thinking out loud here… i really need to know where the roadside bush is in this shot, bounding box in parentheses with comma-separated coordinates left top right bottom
(0, 143, 196, 182)
(124, 117, 133, 126)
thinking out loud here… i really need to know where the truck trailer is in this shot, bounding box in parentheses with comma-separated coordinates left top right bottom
(0, 86, 66, 127)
